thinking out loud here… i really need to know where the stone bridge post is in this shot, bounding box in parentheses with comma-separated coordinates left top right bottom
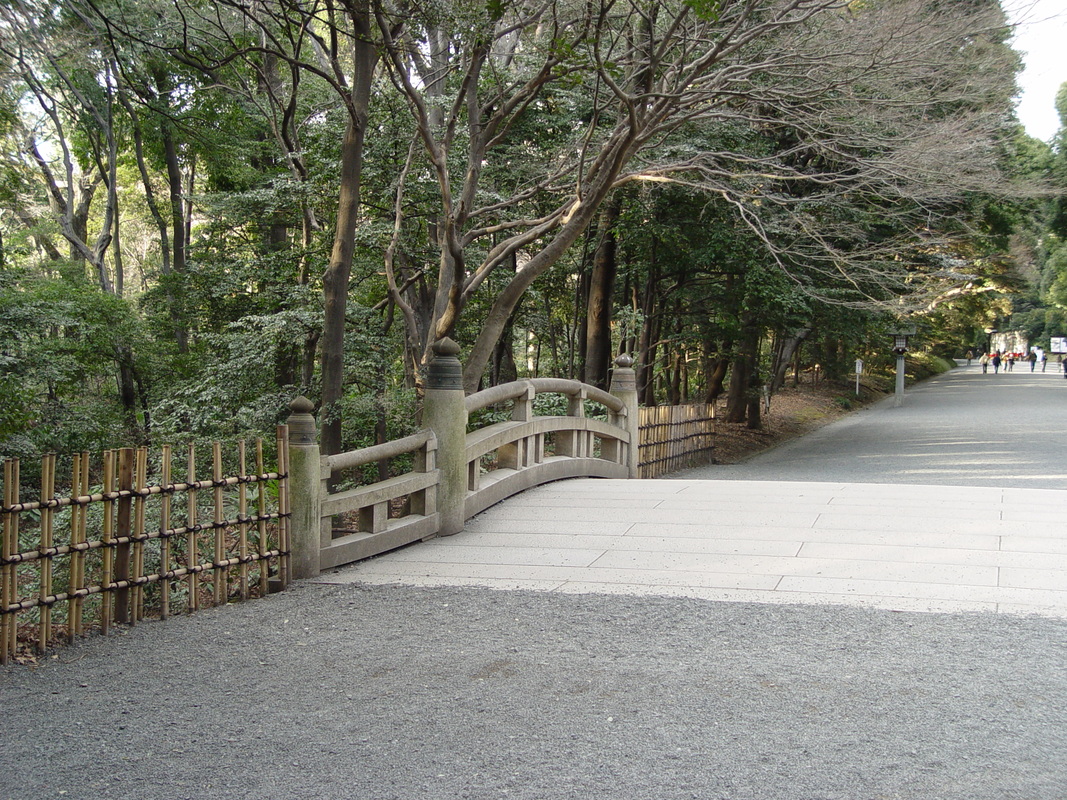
(423, 338, 467, 536)
(287, 396, 322, 579)
(609, 354, 640, 478)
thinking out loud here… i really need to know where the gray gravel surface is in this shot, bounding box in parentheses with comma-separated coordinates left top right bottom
(3, 584, 1067, 800)
(4, 364, 1067, 799)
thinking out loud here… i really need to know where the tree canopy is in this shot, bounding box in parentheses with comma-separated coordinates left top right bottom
(0, 0, 1057, 460)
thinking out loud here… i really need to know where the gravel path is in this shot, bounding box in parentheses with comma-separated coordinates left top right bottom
(3, 364, 1067, 799)
(4, 583, 1066, 800)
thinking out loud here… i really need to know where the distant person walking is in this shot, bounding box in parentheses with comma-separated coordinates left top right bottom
(980, 353, 990, 373)
(992, 352, 1002, 373)
(1029, 350, 1038, 371)
(966, 349, 974, 366)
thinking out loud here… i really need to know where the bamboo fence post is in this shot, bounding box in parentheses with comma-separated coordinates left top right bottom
(675, 405, 684, 472)
(114, 448, 133, 625)
(662, 407, 669, 473)
(654, 407, 663, 475)
(256, 438, 269, 597)
(131, 448, 147, 624)
(77, 452, 90, 635)
(68, 454, 80, 640)
(660, 407, 668, 475)
(101, 450, 115, 635)
(69, 452, 89, 640)
(38, 454, 55, 653)
(212, 441, 226, 606)
(275, 426, 291, 589)
(660, 407, 667, 474)
(186, 444, 198, 613)
(2, 459, 19, 663)
(238, 440, 249, 601)
(675, 408, 681, 471)
(649, 408, 656, 478)
(160, 445, 172, 620)
(658, 407, 666, 476)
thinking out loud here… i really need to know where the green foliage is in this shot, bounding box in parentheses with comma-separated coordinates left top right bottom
(685, 0, 722, 21)
(149, 311, 316, 443)
(906, 352, 956, 382)
(0, 265, 147, 460)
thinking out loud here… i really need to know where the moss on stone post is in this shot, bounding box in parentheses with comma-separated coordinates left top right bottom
(287, 396, 322, 579)
(423, 338, 468, 536)
(609, 354, 641, 479)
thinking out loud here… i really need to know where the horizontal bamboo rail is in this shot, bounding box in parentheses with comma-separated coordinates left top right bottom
(0, 429, 290, 664)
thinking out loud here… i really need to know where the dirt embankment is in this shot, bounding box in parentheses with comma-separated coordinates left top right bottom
(711, 380, 886, 464)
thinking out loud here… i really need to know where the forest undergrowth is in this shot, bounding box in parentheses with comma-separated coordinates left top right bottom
(707, 380, 887, 466)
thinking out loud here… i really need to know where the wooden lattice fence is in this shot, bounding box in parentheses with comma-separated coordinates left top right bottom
(0, 429, 290, 664)
(638, 403, 716, 478)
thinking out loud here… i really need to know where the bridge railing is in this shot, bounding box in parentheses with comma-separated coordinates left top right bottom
(463, 376, 632, 520)
(286, 341, 640, 577)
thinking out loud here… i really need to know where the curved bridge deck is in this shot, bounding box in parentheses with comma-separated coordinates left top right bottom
(319, 476, 1067, 618)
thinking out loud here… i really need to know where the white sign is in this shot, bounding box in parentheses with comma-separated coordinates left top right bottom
(1052, 337, 1067, 354)
(855, 359, 864, 374)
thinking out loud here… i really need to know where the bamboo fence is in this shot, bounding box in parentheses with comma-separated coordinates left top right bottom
(638, 403, 716, 478)
(0, 428, 291, 664)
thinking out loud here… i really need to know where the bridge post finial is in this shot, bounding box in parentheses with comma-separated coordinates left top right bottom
(423, 338, 467, 535)
(609, 355, 640, 478)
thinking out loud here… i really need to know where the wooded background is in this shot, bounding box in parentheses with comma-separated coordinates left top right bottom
(2, 0, 1066, 472)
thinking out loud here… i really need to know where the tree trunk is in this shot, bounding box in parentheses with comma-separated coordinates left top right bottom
(668, 299, 684, 404)
(680, 349, 689, 403)
(638, 314, 658, 406)
(321, 117, 368, 458)
(156, 82, 189, 353)
(745, 367, 763, 430)
(319, 14, 377, 458)
(703, 337, 732, 402)
(637, 261, 660, 406)
(491, 308, 519, 386)
(725, 314, 760, 423)
(820, 336, 845, 380)
(583, 198, 621, 390)
(770, 328, 810, 392)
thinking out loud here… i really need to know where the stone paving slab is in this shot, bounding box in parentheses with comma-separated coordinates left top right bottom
(318, 477, 1067, 618)
(1005, 536, 1067, 554)
(624, 521, 1002, 549)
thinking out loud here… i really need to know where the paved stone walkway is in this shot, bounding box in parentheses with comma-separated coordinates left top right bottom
(321, 478, 1067, 617)
(320, 365, 1067, 617)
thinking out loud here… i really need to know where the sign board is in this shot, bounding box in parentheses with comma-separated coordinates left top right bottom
(855, 359, 864, 374)
(1052, 337, 1067, 354)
